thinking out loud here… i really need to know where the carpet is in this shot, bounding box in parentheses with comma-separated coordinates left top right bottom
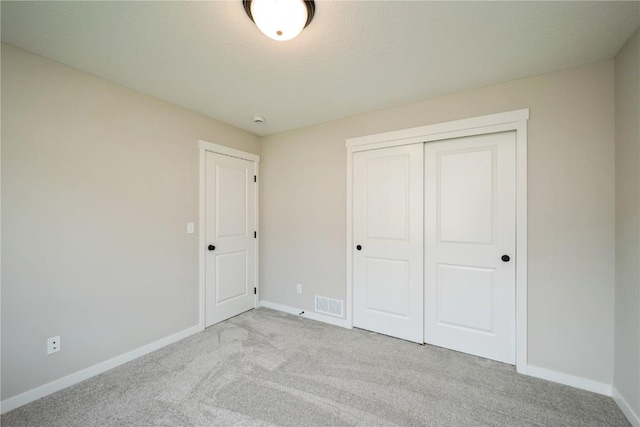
(2, 308, 629, 426)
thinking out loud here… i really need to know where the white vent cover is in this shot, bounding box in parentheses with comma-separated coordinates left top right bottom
(314, 295, 344, 318)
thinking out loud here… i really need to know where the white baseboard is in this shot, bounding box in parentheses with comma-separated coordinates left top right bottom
(524, 365, 612, 396)
(0, 324, 202, 415)
(258, 300, 351, 329)
(613, 387, 640, 426)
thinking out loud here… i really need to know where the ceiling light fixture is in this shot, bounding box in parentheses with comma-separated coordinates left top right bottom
(243, 0, 315, 42)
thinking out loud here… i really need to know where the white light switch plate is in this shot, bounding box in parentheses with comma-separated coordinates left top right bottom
(187, 222, 195, 234)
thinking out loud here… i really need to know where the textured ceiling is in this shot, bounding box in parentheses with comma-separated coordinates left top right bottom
(2, 1, 639, 136)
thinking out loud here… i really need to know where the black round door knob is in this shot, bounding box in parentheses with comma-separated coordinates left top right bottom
(356, 245, 362, 251)
(501, 255, 510, 262)
(208, 245, 216, 251)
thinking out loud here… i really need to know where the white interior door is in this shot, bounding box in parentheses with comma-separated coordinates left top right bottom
(353, 144, 424, 343)
(424, 131, 516, 364)
(205, 151, 256, 327)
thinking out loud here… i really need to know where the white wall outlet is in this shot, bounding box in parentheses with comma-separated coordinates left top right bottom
(47, 336, 61, 355)
(187, 222, 195, 234)
(296, 284, 302, 294)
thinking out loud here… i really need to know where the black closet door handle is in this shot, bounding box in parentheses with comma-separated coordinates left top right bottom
(501, 255, 510, 262)
(356, 245, 362, 251)
(208, 245, 216, 251)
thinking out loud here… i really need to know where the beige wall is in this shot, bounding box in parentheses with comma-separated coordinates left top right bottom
(0, 44, 260, 400)
(260, 60, 616, 384)
(1, 37, 626, 405)
(614, 28, 640, 417)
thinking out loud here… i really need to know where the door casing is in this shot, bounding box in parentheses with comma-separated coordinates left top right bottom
(199, 140, 260, 330)
(345, 109, 529, 372)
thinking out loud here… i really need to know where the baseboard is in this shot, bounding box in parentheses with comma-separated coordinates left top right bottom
(613, 387, 640, 426)
(0, 324, 202, 415)
(258, 300, 351, 329)
(524, 365, 612, 396)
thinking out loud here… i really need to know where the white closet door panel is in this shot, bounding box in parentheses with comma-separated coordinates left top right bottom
(353, 144, 424, 343)
(425, 132, 516, 364)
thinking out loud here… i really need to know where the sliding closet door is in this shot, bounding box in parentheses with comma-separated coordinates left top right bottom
(424, 132, 516, 364)
(353, 144, 424, 343)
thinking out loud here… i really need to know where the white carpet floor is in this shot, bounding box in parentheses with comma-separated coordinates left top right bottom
(2, 308, 630, 426)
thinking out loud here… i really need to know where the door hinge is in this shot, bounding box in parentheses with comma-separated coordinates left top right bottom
(254, 231, 257, 238)
(254, 175, 257, 183)
(254, 287, 257, 295)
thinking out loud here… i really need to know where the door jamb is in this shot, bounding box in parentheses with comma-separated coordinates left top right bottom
(198, 140, 260, 331)
(345, 109, 529, 372)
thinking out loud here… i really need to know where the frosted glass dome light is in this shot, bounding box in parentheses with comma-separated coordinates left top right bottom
(243, 0, 315, 42)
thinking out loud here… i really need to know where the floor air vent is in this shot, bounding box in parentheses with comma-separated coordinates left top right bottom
(315, 295, 344, 317)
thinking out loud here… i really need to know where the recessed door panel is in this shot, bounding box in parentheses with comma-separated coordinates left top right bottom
(366, 155, 409, 240)
(205, 152, 256, 327)
(353, 144, 424, 343)
(438, 148, 495, 244)
(216, 166, 247, 238)
(216, 251, 248, 303)
(436, 264, 494, 334)
(366, 258, 409, 317)
(425, 131, 516, 364)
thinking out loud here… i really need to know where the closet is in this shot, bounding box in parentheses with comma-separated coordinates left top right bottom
(347, 111, 528, 365)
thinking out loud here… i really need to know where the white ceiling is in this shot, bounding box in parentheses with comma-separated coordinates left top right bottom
(2, 1, 639, 136)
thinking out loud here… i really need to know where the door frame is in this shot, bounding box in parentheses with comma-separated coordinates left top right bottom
(345, 109, 529, 372)
(198, 140, 260, 331)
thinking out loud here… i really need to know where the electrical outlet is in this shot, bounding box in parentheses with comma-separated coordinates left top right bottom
(296, 284, 302, 294)
(47, 336, 61, 355)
